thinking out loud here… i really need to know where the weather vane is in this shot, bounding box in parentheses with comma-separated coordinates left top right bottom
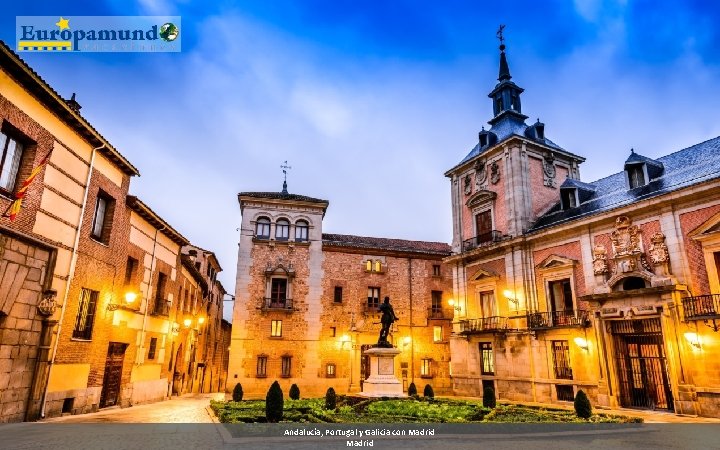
(280, 160, 292, 194)
(496, 24, 506, 48)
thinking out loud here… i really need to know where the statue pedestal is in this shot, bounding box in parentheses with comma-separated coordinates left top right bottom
(360, 347, 405, 398)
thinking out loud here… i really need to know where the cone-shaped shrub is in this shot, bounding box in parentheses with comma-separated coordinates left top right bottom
(232, 383, 244, 402)
(289, 383, 300, 400)
(574, 389, 592, 419)
(408, 382, 417, 397)
(325, 387, 337, 410)
(265, 381, 284, 422)
(423, 384, 434, 399)
(483, 386, 496, 408)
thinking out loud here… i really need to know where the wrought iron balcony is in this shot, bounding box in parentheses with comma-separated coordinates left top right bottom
(683, 294, 720, 320)
(527, 310, 590, 330)
(261, 297, 294, 311)
(427, 308, 449, 320)
(458, 316, 507, 334)
(150, 299, 170, 316)
(462, 231, 502, 252)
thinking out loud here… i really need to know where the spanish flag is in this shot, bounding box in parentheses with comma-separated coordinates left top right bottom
(3, 151, 52, 221)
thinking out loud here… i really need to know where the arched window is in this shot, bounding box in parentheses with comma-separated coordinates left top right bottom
(295, 220, 309, 242)
(275, 219, 289, 241)
(255, 217, 270, 238)
(366, 260, 372, 272)
(374, 260, 382, 272)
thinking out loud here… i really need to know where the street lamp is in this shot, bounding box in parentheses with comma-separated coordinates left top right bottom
(448, 299, 461, 312)
(108, 291, 139, 311)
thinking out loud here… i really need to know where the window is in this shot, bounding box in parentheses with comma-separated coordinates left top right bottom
(431, 291, 442, 313)
(275, 219, 289, 241)
(367, 287, 380, 309)
(548, 279, 573, 313)
(480, 342, 494, 375)
(148, 337, 157, 360)
(124, 257, 138, 285)
(433, 326, 443, 343)
(365, 259, 383, 273)
(421, 358, 432, 378)
(475, 210, 492, 242)
(366, 260, 372, 272)
(560, 189, 578, 210)
(556, 385, 575, 402)
(432, 264, 441, 277)
(334, 286, 343, 303)
(255, 217, 270, 238)
(73, 288, 99, 340)
(270, 278, 287, 307)
(0, 130, 24, 194)
(552, 340, 573, 379)
(271, 320, 282, 337)
(479, 290, 496, 318)
(326, 363, 336, 378)
(374, 261, 382, 272)
(153, 272, 167, 315)
(627, 165, 646, 189)
(281, 356, 292, 378)
(295, 220, 309, 242)
(91, 191, 115, 243)
(330, 326, 336, 337)
(256, 356, 267, 377)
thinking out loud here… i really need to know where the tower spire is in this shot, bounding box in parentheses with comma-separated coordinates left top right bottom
(497, 24, 511, 81)
(280, 160, 291, 194)
(487, 25, 527, 125)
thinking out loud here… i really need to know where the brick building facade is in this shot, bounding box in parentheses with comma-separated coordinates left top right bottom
(0, 41, 228, 422)
(229, 190, 453, 398)
(445, 40, 720, 417)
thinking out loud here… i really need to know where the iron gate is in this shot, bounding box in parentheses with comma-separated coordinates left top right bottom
(611, 318, 673, 411)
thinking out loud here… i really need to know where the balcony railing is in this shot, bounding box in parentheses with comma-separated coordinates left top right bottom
(262, 298, 294, 311)
(462, 231, 502, 252)
(459, 316, 507, 334)
(150, 299, 170, 316)
(527, 310, 590, 330)
(683, 294, 720, 320)
(428, 308, 448, 320)
(364, 303, 380, 314)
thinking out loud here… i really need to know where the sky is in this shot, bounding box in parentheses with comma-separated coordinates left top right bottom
(3, 1, 720, 321)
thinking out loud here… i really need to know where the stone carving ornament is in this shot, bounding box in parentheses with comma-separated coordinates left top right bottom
(610, 216, 641, 256)
(490, 161, 500, 184)
(592, 244, 608, 275)
(542, 151, 557, 188)
(475, 158, 487, 189)
(648, 232, 670, 265)
(464, 174, 472, 195)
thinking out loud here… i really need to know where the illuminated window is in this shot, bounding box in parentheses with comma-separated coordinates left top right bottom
(374, 260, 382, 272)
(480, 342, 494, 375)
(72, 288, 99, 340)
(326, 363, 336, 378)
(552, 340, 573, 380)
(433, 326, 442, 343)
(366, 260, 372, 271)
(421, 358, 432, 378)
(271, 320, 282, 337)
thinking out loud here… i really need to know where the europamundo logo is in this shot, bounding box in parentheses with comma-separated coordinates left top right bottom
(16, 16, 181, 52)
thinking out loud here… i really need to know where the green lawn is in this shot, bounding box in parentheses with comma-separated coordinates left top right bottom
(210, 397, 642, 424)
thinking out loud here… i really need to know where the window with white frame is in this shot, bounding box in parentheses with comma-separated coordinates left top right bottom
(275, 219, 289, 240)
(0, 130, 24, 194)
(255, 217, 270, 238)
(295, 220, 309, 242)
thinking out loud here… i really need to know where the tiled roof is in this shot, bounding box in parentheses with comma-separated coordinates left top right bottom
(322, 233, 451, 255)
(238, 192, 328, 204)
(530, 136, 720, 231)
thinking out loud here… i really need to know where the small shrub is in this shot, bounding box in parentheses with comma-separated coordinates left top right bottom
(265, 381, 284, 422)
(574, 389, 592, 419)
(423, 384, 435, 399)
(232, 383, 244, 402)
(408, 382, 417, 397)
(325, 387, 337, 410)
(289, 383, 300, 400)
(483, 386, 496, 408)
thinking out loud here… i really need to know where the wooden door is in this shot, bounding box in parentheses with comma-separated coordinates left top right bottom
(100, 343, 127, 408)
(475, 210, 492, 243)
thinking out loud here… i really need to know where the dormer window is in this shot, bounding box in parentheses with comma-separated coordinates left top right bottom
(560, 188, 578, 210)
(627, 165, 646, 189)
(479, 132, 488, 148)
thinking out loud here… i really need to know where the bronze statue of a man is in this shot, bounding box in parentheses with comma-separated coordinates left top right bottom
(377, 296, 398, 347)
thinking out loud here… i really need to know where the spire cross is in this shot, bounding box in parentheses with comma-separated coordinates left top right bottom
(280, 160, 292, 194)
(496, 24, 506, 48)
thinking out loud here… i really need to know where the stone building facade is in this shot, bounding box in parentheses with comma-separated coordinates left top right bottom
(229, 190, 453, 397)
(445, 40, 720, 417)
(0, 41, 228, 422)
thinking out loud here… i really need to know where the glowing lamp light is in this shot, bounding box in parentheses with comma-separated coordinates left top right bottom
(574, 337, 589, 351)
(448, 299, 461, 311)
(684, 332, 701, 350)
(183, 318, 192, 328)
(403, 336, 412, 345)
(198, 317, 205, 325)
(124, 292, 137, 304)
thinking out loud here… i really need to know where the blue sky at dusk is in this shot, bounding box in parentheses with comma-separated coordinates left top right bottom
(3, 1, 720, 317)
